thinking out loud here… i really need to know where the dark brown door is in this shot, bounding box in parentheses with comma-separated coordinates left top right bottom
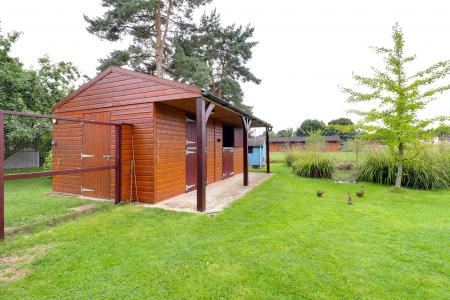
(81, 112, 111, 199)
(186, 115, 197, 192)
(222, 148, 234, 178)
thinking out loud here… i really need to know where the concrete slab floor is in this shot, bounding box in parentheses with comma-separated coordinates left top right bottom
(142, 172, 273, 214)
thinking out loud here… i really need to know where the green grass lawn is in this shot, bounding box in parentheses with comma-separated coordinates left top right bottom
(4, 177, 109, 229)
(0, 164, 449, 299)
(270, 151, 286, 162)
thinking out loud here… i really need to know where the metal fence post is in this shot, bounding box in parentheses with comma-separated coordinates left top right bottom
(0, 110, 4, 239)
(115, 124, 122, 204)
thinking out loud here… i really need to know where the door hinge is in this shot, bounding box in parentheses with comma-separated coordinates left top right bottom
(81, 186, 94, 193)
(102, 154, 112, 160)
(81, 153, 95, 159)
(186, 149, 196, 155)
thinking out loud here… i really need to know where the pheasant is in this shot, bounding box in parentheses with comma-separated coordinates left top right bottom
(316, 191, 325, 197)
(356, 186, 365, 198)
(347, 193, 353, 205)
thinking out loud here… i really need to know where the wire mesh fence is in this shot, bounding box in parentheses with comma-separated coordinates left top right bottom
(0, 110, 128, 239)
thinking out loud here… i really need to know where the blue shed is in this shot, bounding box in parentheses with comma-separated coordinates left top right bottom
(248, 136, 266, 169)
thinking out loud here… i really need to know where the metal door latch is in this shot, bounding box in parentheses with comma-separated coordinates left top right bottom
(81, 186, 94, 193)
(81, 153, 95, 159)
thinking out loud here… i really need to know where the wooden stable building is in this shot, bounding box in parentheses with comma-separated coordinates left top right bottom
(269, 136, 341, 152)
(52, 67, 271, 211)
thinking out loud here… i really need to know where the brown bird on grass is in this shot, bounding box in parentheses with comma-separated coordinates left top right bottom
(356, 186, 365, 198)
(316, 191, 325, 197)
(347, 193, 353, 205)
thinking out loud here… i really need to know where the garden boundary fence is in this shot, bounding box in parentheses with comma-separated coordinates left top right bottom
(0, 110, 132, 240)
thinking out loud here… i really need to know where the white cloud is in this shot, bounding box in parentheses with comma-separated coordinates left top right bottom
(1, 0, 449, 131)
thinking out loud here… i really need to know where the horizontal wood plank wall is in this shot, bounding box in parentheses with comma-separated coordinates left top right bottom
(154, 103, 186, 202)
(56, 71, 198, 113)
(214, 121, 223, 181)
(325, 142, 340, 152)
(233, 127, 244, 174)
(53, 69, 161, 203)
(207, 120, 215, 183)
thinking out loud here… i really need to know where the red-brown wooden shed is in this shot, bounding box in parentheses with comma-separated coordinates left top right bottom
(52, 67, 271, 211)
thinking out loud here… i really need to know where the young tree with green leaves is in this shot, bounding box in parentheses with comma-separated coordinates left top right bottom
(171, 10, 260, 112)
(84, 0, 211, 76)
(342, 23, 450, 188)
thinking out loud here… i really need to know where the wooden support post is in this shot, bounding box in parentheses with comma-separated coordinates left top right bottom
(0, 111, 4, 240)
(241, 117, 251, 186)
(115, 124, 122, 204)
(196, 98, 207, 211)
(266, 127, 271, 173)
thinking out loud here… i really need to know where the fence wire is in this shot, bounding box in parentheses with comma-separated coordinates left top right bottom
(1, 111, 125, 239)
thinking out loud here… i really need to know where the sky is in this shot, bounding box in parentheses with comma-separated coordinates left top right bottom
(1, 0, 449, 131)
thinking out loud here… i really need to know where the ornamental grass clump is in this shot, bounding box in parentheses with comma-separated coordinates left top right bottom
(357, 148, 450, 190)
(285, 151, 301, 167)
(291, 153, 335, 179)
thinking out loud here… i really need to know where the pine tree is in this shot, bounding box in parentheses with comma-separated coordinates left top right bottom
(171, 10, 260, 112)
(84, 0, 211, 77)
(342, 23, 450, 188)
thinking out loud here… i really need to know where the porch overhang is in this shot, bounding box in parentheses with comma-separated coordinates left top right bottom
(157, 94, 272, 212)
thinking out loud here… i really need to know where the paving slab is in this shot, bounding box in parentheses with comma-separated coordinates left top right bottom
(143, 172, 273, 214)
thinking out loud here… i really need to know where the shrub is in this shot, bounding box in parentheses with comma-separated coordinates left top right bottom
(43, 151, 52, 170)
(357, 148, 450, 189)
(291, 153, 335, 179)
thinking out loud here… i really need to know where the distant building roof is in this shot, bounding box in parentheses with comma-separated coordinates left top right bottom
(248, 136, 265, 147)
(270, 136, 340, 143)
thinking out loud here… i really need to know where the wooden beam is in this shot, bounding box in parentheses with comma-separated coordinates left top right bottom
(266, 127, 271, 173)
(4, 165, 116, 180)
(196, 97, 207, 211)
(115, 124, 122, 204)
(205, 103, 215, 124)
(241, 117, 252, 186)
(0, 111, 4, 240)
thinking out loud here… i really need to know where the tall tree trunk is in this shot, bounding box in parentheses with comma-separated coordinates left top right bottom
(155, 0, 163, 77)
(395, 142, 404, 188)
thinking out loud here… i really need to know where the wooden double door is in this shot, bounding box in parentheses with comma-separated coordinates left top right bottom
(81, 112, 112, 199)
